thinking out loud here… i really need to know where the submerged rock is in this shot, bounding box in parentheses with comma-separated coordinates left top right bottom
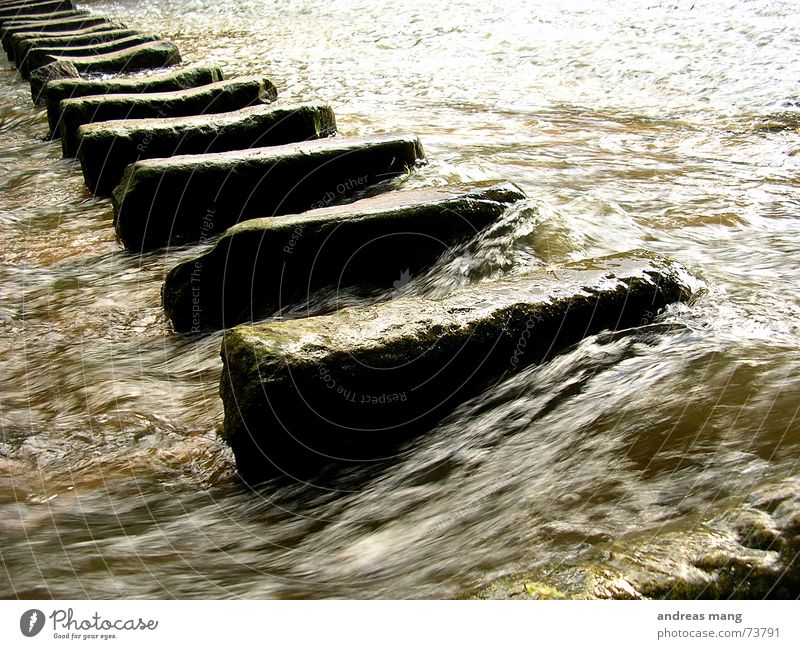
(754, 111, 800, 133)
(78, 101, 337, 195)
(218, 250, 693, 482)
(51, 39, 181, 77)
(163, 182, 526, 333)
(15, 27, 141, 75)
(59, 75, 276, 157)
(112, 133, 425, 251)
(44, 64, 223, 131)
(29, 58, 77, 104)
(21, 32, 161, 78)
(472, 479, 800, 600)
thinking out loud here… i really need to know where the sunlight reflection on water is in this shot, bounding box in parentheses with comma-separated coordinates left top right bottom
(0, 0, 798, 598)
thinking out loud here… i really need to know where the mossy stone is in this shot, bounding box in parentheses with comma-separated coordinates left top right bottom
(219, 250, 693, 483)
(112, 133, 425, 251)
(44, 64, 223, 132)
(59, 75, 275, 157)
(162, 181, 525, 332)
(77, 102, 337, 195)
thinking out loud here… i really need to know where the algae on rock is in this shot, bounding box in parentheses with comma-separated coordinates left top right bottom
(218, 250, 694, 483)
(471, 479, 800, 600)
(162, 181, 525, 332)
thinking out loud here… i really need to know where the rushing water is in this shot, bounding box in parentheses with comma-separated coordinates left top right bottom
(1, 0, 799, 598)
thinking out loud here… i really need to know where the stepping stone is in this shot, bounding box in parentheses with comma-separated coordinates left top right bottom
(51, 39, 181, 77)
(162, 182, 526, 333)
(0, 0, 66, 3)
(59, 75, 276, 157)
(29, 57, 76, 103)
(1, 10, 95, 34)
(78, 102, 337, 195)
(1, 14, 115, 52)
(0, 0, 53, 6)
(0, 1, 75, 22)
(112, 133, 425, 251)
(219, 250, 694, 481)
(44, 64, 223, 132)
(0, 9, 84, 29)
(8, 22, 123, 62)
(15, 27, 141, 73)
(21, 32, 160, 77)
(0, 0, 68, 6)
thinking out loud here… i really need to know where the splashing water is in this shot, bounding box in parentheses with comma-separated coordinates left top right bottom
(1, 0, 799, 598)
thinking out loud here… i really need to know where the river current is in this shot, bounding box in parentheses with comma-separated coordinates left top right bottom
(1, 0, 798, 598)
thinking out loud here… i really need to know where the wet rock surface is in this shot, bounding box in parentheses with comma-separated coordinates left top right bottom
(0, 1, 74, 21)
(112, 133, 425, 251)
(77, 101, 337, 195)
(15, 27, 142, 76)
(163, 182, 526, 332)
(471, 479, 800, 599)
(0, 9, 84, 31)
(21, 32, 161, 78)
(218, 250, 694, 483)
(1, 14, 114, 53)
(44, 64, 223, 133)
(7, 22, 124, 64)
(52, 39, 181, 78)
(59, 75, 275, 157)
(5, 21, 122, 62)
(28, 57, 76, 103)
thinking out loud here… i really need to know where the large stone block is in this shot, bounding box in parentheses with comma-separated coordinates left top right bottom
(50, 39, 181, 78)
(0, 9, 83, 31)
(112, 133, 425, 251)
(219, 250, 694, 482)
(8, 22, 123, 63)
(78, 102, 336, 195)
(44, 64, 223, 132)
(21, 32, 160, 77)
(15, 27, 140, 74)
(1, 14, 114, 53)
(162, 182, 525, 332)
(59, 75, 275, 157)
(0, 2, 75, 23)
(29, 57, 76, 103)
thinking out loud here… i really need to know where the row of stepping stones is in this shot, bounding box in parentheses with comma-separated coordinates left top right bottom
(3, 0, 697, 483)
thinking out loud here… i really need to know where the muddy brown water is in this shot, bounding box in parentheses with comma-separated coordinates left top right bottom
(1, 0, 798, 598)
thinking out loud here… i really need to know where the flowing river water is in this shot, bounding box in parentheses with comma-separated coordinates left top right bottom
(1, 0, 799, 598)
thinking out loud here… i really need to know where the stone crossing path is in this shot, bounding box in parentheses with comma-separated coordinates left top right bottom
(1, 0, 695, 482)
